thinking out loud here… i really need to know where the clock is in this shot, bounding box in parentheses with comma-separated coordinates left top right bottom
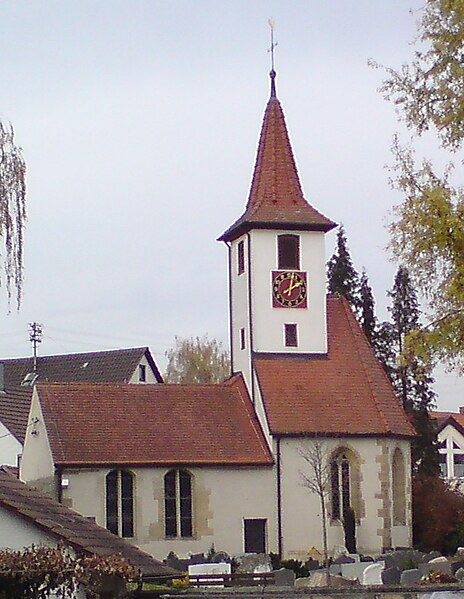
(272, 271, 307, 308)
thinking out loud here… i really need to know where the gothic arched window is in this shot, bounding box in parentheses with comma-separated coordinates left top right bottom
(330, 451, 351, 520)
(106, 469, 134, 537)
(164, 469, 193, 538)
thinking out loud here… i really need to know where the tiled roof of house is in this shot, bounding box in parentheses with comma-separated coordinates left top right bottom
(432, 411, 464, 435)
(0, 347, 162, 387)
(219, 78, 335, 242)
(0, 387, 33, 444)
(254, 296, 415, 438)
(0, 468, 175, 577)
(35, 374, 273, 466)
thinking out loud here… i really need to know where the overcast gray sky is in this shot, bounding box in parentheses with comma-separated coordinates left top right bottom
(0, 1, 462, 409)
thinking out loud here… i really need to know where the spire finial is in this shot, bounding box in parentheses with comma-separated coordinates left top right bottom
(267, 18, 278, 98)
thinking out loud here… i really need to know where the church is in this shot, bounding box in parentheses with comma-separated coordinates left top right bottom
(20, 69, 415, 560)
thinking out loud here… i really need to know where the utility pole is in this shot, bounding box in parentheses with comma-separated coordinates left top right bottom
(28, 322, 43, 372)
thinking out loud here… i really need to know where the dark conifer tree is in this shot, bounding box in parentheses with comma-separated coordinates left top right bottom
(327, 225, 360, 316)
(359, 270, 377, 346)
(380, 267, 440, 476)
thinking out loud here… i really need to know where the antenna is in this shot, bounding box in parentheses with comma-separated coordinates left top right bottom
(28, 322, 43, 372)
(267, 19, 278, 97)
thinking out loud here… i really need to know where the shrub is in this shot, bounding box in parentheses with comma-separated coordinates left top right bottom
(413, 473, 464, 553)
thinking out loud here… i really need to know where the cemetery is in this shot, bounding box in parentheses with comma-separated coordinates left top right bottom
(128, 547, 464, 598)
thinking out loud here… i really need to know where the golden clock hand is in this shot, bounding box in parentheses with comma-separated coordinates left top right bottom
(283, 273, 294, 296)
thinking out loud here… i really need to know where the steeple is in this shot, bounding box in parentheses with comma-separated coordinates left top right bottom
(219, 70, 335, 242)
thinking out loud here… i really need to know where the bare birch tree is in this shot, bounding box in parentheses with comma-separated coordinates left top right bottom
(0, 121, 26, 308)
(298, 440, 331, 583)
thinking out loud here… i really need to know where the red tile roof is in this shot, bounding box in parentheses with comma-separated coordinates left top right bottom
(219, 96, 335, 242)
(254, 296, 415, 438)
(35, 375, 273, 466)
(0, 468, 174, 577)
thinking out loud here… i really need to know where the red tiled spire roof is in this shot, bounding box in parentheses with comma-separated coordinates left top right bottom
(219, 73, 335, 242)
(254, 296, 416, 438)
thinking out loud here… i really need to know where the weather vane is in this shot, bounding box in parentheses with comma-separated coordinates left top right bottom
(267, 18, 278, 72)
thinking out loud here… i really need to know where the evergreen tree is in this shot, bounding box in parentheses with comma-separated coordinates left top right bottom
(380, 267, 440, 476)
(327, 225, 360, 315)
(359, 270, 377, 346)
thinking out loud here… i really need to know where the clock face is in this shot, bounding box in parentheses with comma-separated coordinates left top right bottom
(272, 271, 307, 308)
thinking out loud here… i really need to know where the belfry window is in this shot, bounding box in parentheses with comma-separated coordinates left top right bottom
(278, 235, 300, 270)
(164, 469, 193, 538)
(106, 469, 134, 537)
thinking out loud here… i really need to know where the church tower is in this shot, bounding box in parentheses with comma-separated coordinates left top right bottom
(219, 70, 336, 393)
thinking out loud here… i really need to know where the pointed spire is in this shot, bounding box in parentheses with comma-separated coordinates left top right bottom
(219, 80, 336, 242)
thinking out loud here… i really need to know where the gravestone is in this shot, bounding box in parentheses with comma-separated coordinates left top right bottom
(455, 567, 464, 581)
(235, 553, 271, 573)
(456, 547, 464, 558)
(424, 556, 452, 576)
(361, 562, 384, 585)
(341, 562, 370, 581)
(422, 550, 442, 563)
(451, 560, 464, 575)
(273, 568, 295, 587)
(400, 568, 422, 586)
(381, 566, 401, 585)
(329, 564, 342, 576)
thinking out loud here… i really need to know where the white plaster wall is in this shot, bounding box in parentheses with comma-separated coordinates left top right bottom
(279, 437, 411, 558)
(61, 465, 277, 560)
(20, 391, 55, 484)
(230, 234, 252, 388)
(0, 419, 22, 467)
(0, 505, 55, 549)
(249, 230, 327, 354)
(128, 355, 160, 384)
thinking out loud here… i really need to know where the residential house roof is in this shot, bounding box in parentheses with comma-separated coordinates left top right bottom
(0, 347, 163, 387)
(432, 410, 464, 436)
(0, 387, 33, 444)
(0, 347, 163, 446)
(0, 468, 175, 577)
(254, 296, 416, 438)
(219, 73, 335, 242)
(34, 374, 273, 466)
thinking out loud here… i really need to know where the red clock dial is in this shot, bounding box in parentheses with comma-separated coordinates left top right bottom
(272, 271, 307, 308)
